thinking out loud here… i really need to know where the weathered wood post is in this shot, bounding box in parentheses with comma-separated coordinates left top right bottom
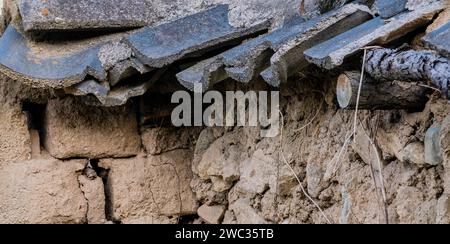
(337, 71, 429, 110)
(365, 48, 450, 98)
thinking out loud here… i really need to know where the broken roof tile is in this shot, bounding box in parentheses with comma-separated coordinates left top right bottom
(108, 58, 153, 87)
(220, 17, 305, 84)
(260, 3, 373, 87)
(375, 0, 408, 19)
(175, 15, 304, 90)
(2, 0, 446, 107)
(83, 69, 167, 107)
(176, 56, 228, 91)
(98, 42, 133, 71)
(226, 4, 372, 84)
(304, 1, 446, 70)
(87, 81, 154, 107)
(64, 79, 109, 104)
(423, 21, 450, 58)
(176, 3, 373, 90)
(124, 5, 269, 68)
(406, 0, 442, 10)
(304, 17, 384, 69)
(18, 0, 156, 32)
(0, 5, 269, 99)
(0, 26, 107, 89)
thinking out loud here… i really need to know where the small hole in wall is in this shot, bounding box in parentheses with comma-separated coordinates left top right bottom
(22, 102, 46, 158)
(88, 159, 116, 222)
(22, 102, 45, 131)
(138, 92, 176, 128)
(89, 159, 108, 179)
(178, 214, 199, 224)
(389, 111, 402, 124)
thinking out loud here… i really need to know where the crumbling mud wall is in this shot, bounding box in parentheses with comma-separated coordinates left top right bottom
(2, 71, 450, 224)
(195, 80, 450, 224)
(0, 0, 450, 224)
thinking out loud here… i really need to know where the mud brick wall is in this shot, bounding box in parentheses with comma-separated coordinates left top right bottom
(0, 0, 450, 224)
(2, 73, 450, 224)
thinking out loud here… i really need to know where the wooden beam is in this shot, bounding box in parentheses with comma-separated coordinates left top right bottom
(337, 71, 429, 110)
(365, 48, 450, 98)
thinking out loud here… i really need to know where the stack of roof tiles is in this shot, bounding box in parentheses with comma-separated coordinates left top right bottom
(0, 0, 448, 106)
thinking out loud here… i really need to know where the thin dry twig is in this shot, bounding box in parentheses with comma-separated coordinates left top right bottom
(325, 46, 378, 180)
(359, 116, 384, 224)
(352, 48, 368, 138)
(417, 84, 442, 93)
(360, 45, 384, 50)
(324, 132, 353, 180)
(320, 46, 390, 225)
(370, 113, 388, 224)
(279, 111, 333, 224)
(359, 117, 389, 224)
